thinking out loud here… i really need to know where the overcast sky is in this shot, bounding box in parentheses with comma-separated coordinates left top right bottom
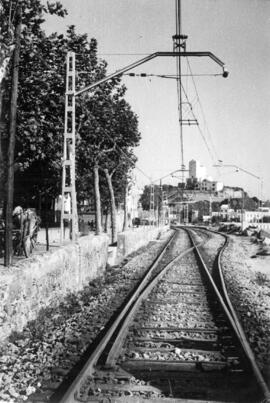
(44, 0, 270, 199)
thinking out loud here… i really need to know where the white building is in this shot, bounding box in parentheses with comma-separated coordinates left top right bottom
(195, 179, 223, 192)
(189, 160, 206, 181)
(126, 183, 142, 223)
(222, 186, 243, 199)
(242, 207, 270, 223)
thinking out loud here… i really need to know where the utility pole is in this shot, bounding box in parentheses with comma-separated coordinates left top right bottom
(173, 0, 192, 185)
(150, 184, 155, 224)
(159, 180, 163, 226)
(60, 52, 78, 244)
(4, 4, 21, 266)
(61, 36, 228, 239)
(174, 0, 184, 183)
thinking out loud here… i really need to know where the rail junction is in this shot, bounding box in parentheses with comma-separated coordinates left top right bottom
(44, 227, 270, 403)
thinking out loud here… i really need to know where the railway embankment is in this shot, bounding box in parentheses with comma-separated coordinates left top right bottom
(0, 226, 167, 343)
(221, 235, 270, 380)
(0, 229, 173, 403)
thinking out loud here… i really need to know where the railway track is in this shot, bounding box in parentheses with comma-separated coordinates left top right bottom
(49, 227, 269, 403)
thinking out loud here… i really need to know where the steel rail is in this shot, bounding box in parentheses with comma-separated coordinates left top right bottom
(104, 244, 197, 367)
(187, 227, 270, 402)
(52, 230, 178, 403)
(216, 232, 270, 403)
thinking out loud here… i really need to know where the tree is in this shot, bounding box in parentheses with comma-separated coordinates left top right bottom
(75, 62, 140, 239)
(1, 7, 141, 244)
(0, 0, 67, 212)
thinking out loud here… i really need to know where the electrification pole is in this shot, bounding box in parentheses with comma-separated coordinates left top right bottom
(150, 183, 155, 224)
(174, 0, 185, 183)
(61, 49, 228, 241)
(60, 52, 78, 244)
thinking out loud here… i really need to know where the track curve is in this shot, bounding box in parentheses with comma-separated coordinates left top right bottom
(49, 227, 269, 403)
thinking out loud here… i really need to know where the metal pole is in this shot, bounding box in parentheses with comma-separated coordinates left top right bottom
(150, 183, 155, 225)
(241, 190, 244, 231)
(60, 52, 78, 244)
(175, 0, 185, 182)
(75, 51, 227, 97)
(65, 50, 227, 240)
(160, 180, 163, 226)
(4, 4, 21, 266)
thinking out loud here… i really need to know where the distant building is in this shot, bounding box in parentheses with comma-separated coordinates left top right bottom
(194, 178, 223, 192)
(126, 183, 142, 223)
(222, 186, 244, 199)
(187, 160, 223, 193)
(189, 160, 206, 181)
(243, 207, 270, 223)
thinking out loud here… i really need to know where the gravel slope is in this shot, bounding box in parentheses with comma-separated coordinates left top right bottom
(221, 235, 270, 383)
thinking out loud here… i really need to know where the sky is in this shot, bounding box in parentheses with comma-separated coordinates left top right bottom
(44, 0, 270, 199)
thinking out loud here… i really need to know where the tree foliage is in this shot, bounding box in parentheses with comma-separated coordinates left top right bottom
(1, 2, 141, 231)
(0, 0, 67, 204)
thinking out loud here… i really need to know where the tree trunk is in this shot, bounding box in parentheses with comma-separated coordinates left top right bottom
(4, 6, 21, 266)
(0, 42, 15, 86)
(104, 205, 109, 233)
(45, 194, 49, 251)
(104, 168, 117, 244)
(94, 164, 102, 235)
(122, 182, 128, 232)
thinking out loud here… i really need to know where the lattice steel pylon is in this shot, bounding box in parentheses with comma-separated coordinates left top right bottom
(60, 52, 78, 243)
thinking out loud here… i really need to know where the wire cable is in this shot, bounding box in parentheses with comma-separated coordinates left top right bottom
(186, 58, 221, 164)
(180, 81, 216, 163)
(122, 72, 224, 78)
(98, 129, 153, 183)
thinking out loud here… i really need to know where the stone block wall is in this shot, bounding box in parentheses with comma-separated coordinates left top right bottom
(0, 234, 108, 341)
(116, 226, 167, 264)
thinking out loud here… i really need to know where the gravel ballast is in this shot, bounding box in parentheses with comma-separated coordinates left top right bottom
(1, 228, 269, 402)
(0, 230, 175, 403)
(221, 235, 270, 382)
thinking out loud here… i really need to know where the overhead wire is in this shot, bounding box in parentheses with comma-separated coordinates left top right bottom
(186, 57, 221, 164)
(123, 70, 219, 173)
(98, 129, 153, 183)
(123, 73, 223, 78)
(180, 81, 216, 163)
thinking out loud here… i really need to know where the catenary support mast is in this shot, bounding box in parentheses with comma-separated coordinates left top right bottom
(174, 0, 185, 182)
(60, 52, 78, 243)
(60, 47, 227, 241)
(150, 184, 155, 223)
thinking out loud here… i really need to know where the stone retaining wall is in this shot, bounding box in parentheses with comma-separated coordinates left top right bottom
(0, 234, 108, 341)
(116, 226, 168, 264)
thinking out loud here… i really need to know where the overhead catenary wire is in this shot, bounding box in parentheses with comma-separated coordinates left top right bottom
(186, 57, 221, 164)
(180, 81, 216, 163)
(123, 73, 224, 78)
(123, 70, 218, 169)
(94, 128, 153, 183)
